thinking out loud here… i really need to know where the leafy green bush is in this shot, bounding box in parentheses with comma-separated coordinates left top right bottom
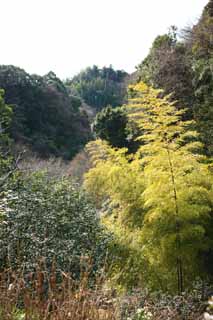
(0, 173, 110, 277)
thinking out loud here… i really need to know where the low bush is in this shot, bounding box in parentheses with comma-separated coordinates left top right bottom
(0, 173, 110, 279)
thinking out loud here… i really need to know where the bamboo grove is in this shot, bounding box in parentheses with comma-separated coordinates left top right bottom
(84, 82, 213, 293)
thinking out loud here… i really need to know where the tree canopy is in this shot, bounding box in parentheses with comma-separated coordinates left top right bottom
(67, 65, 128, 111)
(0, 66, 90, 159)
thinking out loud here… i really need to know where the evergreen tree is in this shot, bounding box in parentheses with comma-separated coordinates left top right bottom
(92, 106, 128, 148)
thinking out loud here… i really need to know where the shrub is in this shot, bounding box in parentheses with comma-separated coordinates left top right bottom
(0, 173, 110, 278)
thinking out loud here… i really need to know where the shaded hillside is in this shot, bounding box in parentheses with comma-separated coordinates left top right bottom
(0, 66, 90, 159)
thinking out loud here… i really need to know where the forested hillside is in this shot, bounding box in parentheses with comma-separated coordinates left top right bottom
(67, 65, 128, 111)
(0, 65, 129, 160)
(0, 66, 90, 159)
(0, 1, 213, 320)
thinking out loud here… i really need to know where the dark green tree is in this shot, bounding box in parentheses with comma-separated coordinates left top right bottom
(93, 106, 128, 148)
(0, 89, 14, 186)
(93, 106, 140, 152)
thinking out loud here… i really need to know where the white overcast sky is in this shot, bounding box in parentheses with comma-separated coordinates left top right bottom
(0, 0, 209, 79)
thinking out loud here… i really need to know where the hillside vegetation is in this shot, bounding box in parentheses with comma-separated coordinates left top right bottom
(0, 66, 90, 159)
(0, 1, 213, 319)
(67, 65, 128, 111)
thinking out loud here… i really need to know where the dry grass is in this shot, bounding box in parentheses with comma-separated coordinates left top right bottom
(0, 264, 207, 320)
(68, 150, 91, 183)
(0, 265, 118, 320)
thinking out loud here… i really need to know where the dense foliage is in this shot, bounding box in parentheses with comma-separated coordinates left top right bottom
(0, 173, 109, 277)
(84, 82, 213, 293)
(92, 105, 140, 153)
(0, 66, 90, 159)
(0, 89, 13, 172)
(67, 65, 128, 110)
(92, 106, 129, 148)
(0, 90, 16, 206)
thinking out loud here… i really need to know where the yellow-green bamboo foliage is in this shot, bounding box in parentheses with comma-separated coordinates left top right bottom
(85, 140, 144, 224)
(129, 83, 212, 291)
(85, 140, 147, 289)
(84, 82, 213, 292)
